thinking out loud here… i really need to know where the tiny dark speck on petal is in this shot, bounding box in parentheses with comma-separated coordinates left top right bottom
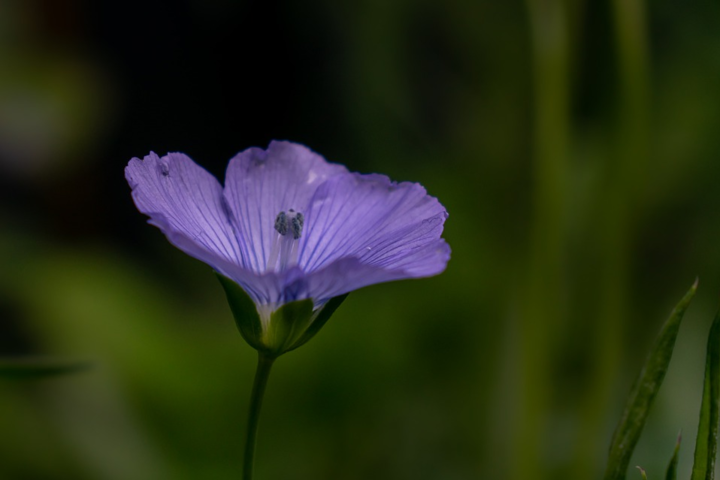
(159, 163, 170, 177)
(250, 149, 268, 164)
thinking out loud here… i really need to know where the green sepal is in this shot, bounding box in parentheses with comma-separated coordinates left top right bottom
(263, 298, 315, 355)
(285, 293, 349, 353)
(636, 467, 648, 480)
(217, 273, 348, 357)
(217, 273, 264, 351)
(691, 307, 720, 480)
(604, 279, 698, 480)
(0, 357, 91, 380)
(665, 432, 681, 480)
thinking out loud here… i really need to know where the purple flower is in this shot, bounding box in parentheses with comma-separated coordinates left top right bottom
(126, 141, 449, 351)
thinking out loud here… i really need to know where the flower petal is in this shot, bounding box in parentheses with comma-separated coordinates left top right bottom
(125, 151, 243, 272)
(301, 239, 451, 303)
(299, 173, 449, 273)
(217, 265, 301, 310)
(127, 145, 451, 314)
(223, 141, 348, 273)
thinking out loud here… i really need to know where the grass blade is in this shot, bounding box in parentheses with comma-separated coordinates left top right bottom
(691, 308, 720, 480)
(0, 357, 91, 380)
(665, 432, 681, 480)
(604, 280, 697, 480)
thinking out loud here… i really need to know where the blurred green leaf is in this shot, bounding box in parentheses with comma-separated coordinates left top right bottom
(0, 357, 90, 380)
(604, 280, 698, 480)
(665, 433, 681, 480)
(690, 308, 720, 480)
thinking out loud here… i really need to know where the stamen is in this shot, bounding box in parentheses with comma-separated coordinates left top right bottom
(267, 209, 304, 272)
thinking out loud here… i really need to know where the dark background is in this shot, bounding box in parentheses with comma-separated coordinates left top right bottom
(1, 0, 720, 479)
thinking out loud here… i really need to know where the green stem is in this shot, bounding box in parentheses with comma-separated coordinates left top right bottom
(243, 352, 275, 480)
(572, 0, 649, 475)
(514, 0, 569, 478)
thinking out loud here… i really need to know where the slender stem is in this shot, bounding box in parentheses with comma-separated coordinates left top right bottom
(514, 0, 569, 478)
(243, 352, 275, 480)
(573, 0, 649, 475)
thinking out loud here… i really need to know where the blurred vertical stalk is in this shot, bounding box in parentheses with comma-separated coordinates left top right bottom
(572, 0, 649, 476)
(515, 1, 569, 479)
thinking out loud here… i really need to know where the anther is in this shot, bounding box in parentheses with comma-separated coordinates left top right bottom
(274, 210, 303, 239)
(291, 212, 304, 239)
(274, 211, 288, 236)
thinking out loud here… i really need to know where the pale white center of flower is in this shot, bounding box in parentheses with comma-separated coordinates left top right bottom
(266, 209, 303, 272)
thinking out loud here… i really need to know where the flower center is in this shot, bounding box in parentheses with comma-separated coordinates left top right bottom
(267, 209, 304, 272)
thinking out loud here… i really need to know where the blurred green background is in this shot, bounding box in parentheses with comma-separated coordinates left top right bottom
(1, 0, 720, 479)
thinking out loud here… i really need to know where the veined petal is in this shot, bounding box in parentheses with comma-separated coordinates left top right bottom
(299, 173, 449, 273)
(125, 152, 243, 270)
(301, 239, 451, 303)
(216, 264, 304, 312)
(223, 141, 348, 273)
